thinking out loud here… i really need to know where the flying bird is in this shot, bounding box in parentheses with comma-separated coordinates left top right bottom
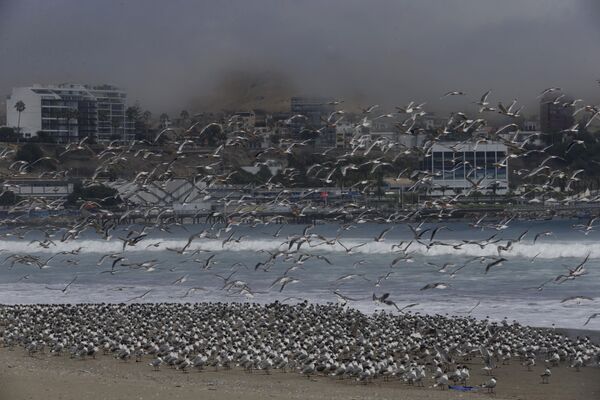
(420, 282, 449, 291)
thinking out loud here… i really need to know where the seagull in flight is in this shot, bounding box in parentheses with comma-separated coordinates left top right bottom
(337, 240, 367, 254)
(583, 313, 599, 326)
(442, 91, 466, 98)
(537, 87, 562, 98)
(374, 227, 393, 242)
(485, 257, 507, 274)
(333, 289, 366, 305)
(126, 289, 152, 302)
(420, 282, 449, 291)
(45, 275, 77, 293)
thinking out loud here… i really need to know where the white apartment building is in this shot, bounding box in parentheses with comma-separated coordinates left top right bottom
(6, 83, 134, 142)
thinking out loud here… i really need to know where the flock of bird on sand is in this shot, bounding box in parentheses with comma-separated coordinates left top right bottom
(1, 87, 600, 393)
(1, 303, 599, 392)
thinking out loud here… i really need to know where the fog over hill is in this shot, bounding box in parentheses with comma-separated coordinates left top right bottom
(1, 1, 600, 115)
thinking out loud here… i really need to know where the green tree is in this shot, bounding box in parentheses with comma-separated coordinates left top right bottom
(35, 131, 56, 143)
(0, 127, 18, 142)
(203, 124, 226, 146)
(125, 105, 143, 139)
(15, 142, 43, 163)
(126, 105, 141, 122)
(229, 168, 260, 185)
(67, 182, 121, 207)
(0, 191, 18, 206)
(256, 165, 273, 182)
(142, 110, 152, 121)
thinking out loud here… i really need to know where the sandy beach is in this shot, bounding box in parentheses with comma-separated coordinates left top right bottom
(0, 346, 598, 400)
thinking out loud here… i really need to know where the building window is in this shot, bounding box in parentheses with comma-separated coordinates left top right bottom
(475, 152, 485, 179)
(464, 152, 475, 179)
(485, 151, 496, 179)
(432, 153, 443, 179)
(455, 153, 465, 179)
(497, 166, 507, 179)
(443, 152, 454, 180)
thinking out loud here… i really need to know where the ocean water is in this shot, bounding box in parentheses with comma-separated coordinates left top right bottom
(0, 219, 598, 330)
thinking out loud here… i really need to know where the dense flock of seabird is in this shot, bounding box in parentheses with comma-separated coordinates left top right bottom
(1, 302, 599, 391)
(1, 87, 600, 393)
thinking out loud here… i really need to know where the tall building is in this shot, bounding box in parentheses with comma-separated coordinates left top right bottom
(290, 96, 335, 147)
(540, 93, 574, 135)
(6, 83, 133, 142)
(90, 84, 134, 141)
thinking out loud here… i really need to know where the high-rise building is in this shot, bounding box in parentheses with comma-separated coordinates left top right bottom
(6, 83, 133, 142)
(540, 93, 574, 135)
(290, 96, 335, 147)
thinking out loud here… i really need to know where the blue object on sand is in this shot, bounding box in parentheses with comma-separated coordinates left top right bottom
(449, 385, 478, 392)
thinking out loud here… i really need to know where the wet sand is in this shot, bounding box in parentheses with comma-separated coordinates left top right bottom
(555, 328, 600, 344)
(0, 347, 598, 400)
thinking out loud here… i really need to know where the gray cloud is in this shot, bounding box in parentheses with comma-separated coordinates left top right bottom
(1, 0, 599, 115)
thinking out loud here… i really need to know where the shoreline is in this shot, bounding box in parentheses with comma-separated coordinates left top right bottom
(1, 303, 599, 400)
(1, 346, 599, 400)
(554, 328, 600, 345)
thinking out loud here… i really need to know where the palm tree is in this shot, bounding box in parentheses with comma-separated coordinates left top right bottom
(140, 110, 152, 140)
(125, 105, 141, 140)
(14, 101, 25, 142)
(142, 110, 152, 122)
(126, 106, 140, 123)
(159, 113, 170, 129)
(179, 110, 189, 127)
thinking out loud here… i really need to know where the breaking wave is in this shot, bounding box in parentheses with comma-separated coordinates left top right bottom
(0, 237, 597, 260)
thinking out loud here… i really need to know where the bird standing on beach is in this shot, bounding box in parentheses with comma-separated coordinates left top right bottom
(482, 377, 497, 393)
(541, 368, 551, 383)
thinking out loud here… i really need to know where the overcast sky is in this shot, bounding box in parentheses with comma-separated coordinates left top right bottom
(1, 0, 599, 115)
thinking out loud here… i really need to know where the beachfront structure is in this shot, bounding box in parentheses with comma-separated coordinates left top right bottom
(4, 178, 74, 199)
(428, 142, 509, 196)
(6, 84, 133, 142)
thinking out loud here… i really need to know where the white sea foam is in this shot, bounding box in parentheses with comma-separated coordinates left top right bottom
(2, 237, 598, 260)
